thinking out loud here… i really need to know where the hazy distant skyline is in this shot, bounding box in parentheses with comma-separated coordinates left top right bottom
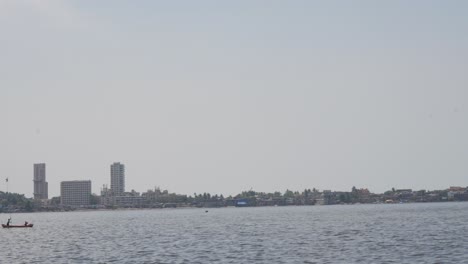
(2, 1, 468, 197)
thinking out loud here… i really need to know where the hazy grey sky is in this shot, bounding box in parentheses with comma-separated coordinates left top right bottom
(1, 1, 468, 197)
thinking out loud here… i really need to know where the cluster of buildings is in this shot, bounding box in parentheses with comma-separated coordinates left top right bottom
(246, 187, 468, 206)
(33, 162, 127, 208)
(33, 162, 155, 209)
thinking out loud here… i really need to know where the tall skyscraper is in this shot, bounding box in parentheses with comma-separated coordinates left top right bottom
(110, 162, 125, 196)
(33, 163, 48, 199)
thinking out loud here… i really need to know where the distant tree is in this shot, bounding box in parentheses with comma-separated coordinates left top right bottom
(284, 189, 294, 198)
(25, 200, 33, 212)
(90, 194, 100, 205)
(50, 196, 61, 205)
(0, 192, 35, 211)
(339, 194, 346, 203)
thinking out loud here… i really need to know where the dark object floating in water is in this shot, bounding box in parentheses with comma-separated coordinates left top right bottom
(2, 224, 33, 228)
(205, 210, 208, 213)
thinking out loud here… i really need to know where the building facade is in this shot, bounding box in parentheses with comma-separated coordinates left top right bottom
(61, 180, 91, 206)
(110, 162, 125, 196)
(33, 163, 48, 199)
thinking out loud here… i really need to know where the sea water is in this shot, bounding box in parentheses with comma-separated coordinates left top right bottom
(1, 202, 467, 263)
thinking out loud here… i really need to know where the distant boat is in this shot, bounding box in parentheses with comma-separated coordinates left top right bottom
(3, 177, 33, 228)
(2, 223, 33, 228)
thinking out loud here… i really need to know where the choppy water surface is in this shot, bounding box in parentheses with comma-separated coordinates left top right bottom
(1, 202, 467, 263)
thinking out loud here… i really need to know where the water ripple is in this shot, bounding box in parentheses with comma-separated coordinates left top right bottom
(1, 203, 467, 263)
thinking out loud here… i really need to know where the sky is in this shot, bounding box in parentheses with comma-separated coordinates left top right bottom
(1, 1, 468, 198)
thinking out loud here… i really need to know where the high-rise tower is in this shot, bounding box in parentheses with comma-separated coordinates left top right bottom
(33, 163, 48, 199)
(110, 162, 125, 196)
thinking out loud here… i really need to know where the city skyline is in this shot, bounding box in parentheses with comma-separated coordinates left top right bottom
(2, 1, 468, 197)
(8, 161, 467, 199)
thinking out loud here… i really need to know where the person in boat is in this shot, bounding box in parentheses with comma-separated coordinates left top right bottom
(24, 221, 28, 226)
(6, 217, 11, 226)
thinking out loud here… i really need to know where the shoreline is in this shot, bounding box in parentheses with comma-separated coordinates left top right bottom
(2, 200, 467, 215)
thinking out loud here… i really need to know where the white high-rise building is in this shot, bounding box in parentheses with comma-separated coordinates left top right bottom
(61, 180, 91, 206)
(110, 162, 125, 196)
(33, 163, 48, 199)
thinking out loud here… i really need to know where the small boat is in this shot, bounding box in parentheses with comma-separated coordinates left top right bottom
(2, 224, 33, 228)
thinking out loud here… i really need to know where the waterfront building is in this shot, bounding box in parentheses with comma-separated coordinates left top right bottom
(33, 163, 48, 199)
(448, 186, 465, 192)
(61, 180, 91, 206)
(114, 191, 144, 207)
(110, 162, 125, 196)
(101, 188, 143, 207)
(100, 184, 113, 206)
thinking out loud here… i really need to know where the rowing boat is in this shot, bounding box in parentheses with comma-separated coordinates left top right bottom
(2, 224, 33, 228)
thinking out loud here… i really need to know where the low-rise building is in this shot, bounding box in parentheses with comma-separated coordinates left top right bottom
(113, 190, 144, 207)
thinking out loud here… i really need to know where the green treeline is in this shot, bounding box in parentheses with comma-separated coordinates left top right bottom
(0, 191, 34, 212)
